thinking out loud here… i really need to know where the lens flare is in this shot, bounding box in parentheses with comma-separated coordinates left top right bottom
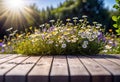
(0, 0, 37, 30)
(4, 0, 25, 10)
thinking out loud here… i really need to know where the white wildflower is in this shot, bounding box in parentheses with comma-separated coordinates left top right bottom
(92, 34, 97, 39)
(48, 40, 54, 44)
(78, 31, 81, 36)
(32, 39, 39, 43)
(79, 19, 84, 22)
(93, 21, 97, 24)
(39, 24, 45, 28)
(61, 44, 66, 48)
(71, 39, 76, 43)
(81, 32, 86, 38)
(66, 39, 71, 43)
(13, 30, 18, 33)
(83, 41, 88, 45)
(87, 25, 91, 28)
(105, 45, 112, 49)
(82, 44, 87, 48)
(35, 29, 40, 34)
(86, 33, 92, 39)
(2, 44, 6, 47)
(102, 50, 108, 53)
(73, 17, 78, 20)
(55, 44, 59, 47)
(59, 40, 63, 43)
(88, 38, 94, 41)
(9, 33, 14, 36)
(6, 27, 13, 32)
(82, 15, 88, 18)
(96, 26, 100, 29)
(49, 20, 55, 23)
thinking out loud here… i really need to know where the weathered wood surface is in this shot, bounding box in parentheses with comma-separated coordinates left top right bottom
(28, 56, 52, 82)
(50, 56, 68, 82)
(0, 54, 120, 82)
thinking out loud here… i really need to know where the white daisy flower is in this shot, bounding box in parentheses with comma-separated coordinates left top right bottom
(83, 41, 88, 45)
(105, 45, 112, 49)
(48, 40, 54, 44)
(82, 44, 87, 48)
(61, 44, 66, 48)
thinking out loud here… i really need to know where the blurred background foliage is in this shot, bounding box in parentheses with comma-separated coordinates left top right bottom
(0, 0, 120, 39)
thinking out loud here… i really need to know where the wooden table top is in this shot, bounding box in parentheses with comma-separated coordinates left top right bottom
(0, 54, 120, 82)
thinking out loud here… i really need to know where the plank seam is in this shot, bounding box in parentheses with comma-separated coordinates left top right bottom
(91, 57, 114, 82)
(49, 56, 54, 82)
(104, 57, 120, 66)
(0, 55, 20, 65)
(26, 56, 42, 82)
(4, 56, 30, 82)
(0, 55, 10, 59)
(77, 56, 92, 82)
(66, 56, 71, 82)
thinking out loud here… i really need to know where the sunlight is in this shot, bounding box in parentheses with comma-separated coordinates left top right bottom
(4, 0, 25, 10)
(0, 0, 35, 29)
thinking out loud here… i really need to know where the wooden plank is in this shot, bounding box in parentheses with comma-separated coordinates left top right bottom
(0, 55, 19, 64)
(0, 56, 28, 82)
(67, 56, 90, 82)
(79, 56, 112, 82)
(93, 57, 120, 82)
(50, 56, 69, 82)
(28, 56, 53, 82)
(0, 55, 10, 59)
(109, 54, 120, 58)
(106, 58, 120, 66)
(5, 56, 40, 82)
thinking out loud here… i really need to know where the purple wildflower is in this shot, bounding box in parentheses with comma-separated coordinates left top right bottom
(1, 49, 4, 53)
(41, 34, 45, 40)
(0, 42, 5, 53)
(97, 32, 106, 42)
(49, 26, 55, 32)
(112, 42, 116, 47)
(42, 28, 47, 32)
(0, 43, 3, 46)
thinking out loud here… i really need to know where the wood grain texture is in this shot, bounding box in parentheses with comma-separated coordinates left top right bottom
(79, 56, 112, 82)
(0, 55, 119, 82)
(0, 56, 28, 82)
(50, 56, 69, 82)
(0, 55, 18, 64)
(67, 56, 90, 82)
(106, 58, 120, 66)
(28, 56, 53, 82)
(93, 58, 120, 82)
(5, 56, 40, 82)
(0, 55, 10, 59)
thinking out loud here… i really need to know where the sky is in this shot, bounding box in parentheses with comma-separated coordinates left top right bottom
(26, 0, 116, 10)
(104, 0, 116, 10)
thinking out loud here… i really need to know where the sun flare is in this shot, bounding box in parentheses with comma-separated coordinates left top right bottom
(4, 0, 25, 10)
(1, 0, 36, 29)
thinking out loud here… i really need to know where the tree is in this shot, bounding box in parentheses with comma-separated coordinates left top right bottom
(51, 0, 111, 29)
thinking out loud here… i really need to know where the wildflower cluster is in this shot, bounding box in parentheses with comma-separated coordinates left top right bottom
(1, 16, 107, 55)
(102, 31, 119, 54)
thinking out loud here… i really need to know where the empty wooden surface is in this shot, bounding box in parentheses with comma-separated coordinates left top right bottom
(0, 54, 120, 82)
(67, 56, 90, 82)
(28, 56, 53, 82)
(50, 56, 68, 82)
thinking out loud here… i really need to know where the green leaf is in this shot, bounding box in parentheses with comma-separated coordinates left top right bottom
(113, 4, 119, 9)
(116, 29, 119, 33)
(112, 16, 117, 21)
(116, 0, 120, 4)
(113, 24, 118, 28)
